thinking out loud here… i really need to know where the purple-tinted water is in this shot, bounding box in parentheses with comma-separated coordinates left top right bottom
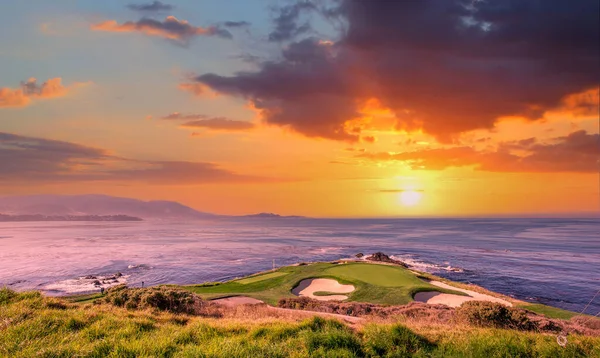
(0, 218, 598, 313)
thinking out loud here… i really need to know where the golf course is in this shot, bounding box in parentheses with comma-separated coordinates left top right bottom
(186, 261, 467, 305)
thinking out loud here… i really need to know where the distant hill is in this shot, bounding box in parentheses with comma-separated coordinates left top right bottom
(241, 212, 305, 219)
(0, 195, 215, 220)
(0, 214, 142, 222)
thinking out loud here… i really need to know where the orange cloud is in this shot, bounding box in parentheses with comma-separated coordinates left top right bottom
(178, 82, 219, 97)
(0, 78, 73, 109)
(359, 130, 599, 173)
(554, 87, 599, 118)
(91, 16, 231, 44)
(0, 88, 31, 108)
(361, 135, 376, 143)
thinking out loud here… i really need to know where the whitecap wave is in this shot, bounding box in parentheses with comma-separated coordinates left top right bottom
(42, 273, 128, 295)
(391, 255, 464, 273)
(127, 264, 152, 270)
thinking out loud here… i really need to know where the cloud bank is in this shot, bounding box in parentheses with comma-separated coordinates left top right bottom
(359, 130, 599, 173)
(91, 16, 232, 44)
(182, 0, 599, 142)
(127, 1, 174, 12)
(160, 113, 254, 131)
(0, 132, 266, 184)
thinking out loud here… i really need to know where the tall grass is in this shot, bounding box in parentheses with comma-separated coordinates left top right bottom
(1, 288, 598, 357)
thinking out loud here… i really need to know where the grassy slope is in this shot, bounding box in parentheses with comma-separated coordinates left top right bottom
(1, 289, 599, 358)
(186, 262, 465, 305)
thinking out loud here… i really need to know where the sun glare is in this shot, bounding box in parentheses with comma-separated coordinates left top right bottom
(399, 190, 422, 207)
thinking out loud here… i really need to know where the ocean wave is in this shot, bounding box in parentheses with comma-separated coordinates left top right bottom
(127, 264, 153, 270)
(42, 273, 128, 295)
(391, 255, 464, 273)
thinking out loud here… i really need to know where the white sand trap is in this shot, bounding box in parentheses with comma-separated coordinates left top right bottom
(292, 278, 355, 301)
(414, 281, 513, 308)
(212, 296, 264, 307)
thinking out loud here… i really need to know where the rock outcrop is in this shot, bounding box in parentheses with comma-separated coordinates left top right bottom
(366, 252, 408, 268)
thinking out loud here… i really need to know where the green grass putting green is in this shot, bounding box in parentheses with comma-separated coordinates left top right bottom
(235, 271, 288, 284)
(517, 303, 580, 320)
(186, 262, 466, 306)
(324, 264, 423, 287)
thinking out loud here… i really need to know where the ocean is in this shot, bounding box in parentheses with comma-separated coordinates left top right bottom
(0, 218, 598, 314)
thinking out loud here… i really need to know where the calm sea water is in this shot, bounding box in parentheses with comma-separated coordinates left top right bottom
(0, 218, 598, 313)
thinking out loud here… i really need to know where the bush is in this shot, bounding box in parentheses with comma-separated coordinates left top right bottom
(103, 285, 212, 315)
(0, 288, 41, 306)
(456, 301, 537, 330)
(0, 287, 17, 305)
(277, 296, 375, 316)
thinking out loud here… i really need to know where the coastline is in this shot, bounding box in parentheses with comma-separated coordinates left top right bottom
(47, 258, 585, 322)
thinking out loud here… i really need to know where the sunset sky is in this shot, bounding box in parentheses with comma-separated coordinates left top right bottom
(0, 0, 598, 217)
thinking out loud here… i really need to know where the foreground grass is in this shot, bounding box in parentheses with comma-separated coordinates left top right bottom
(1, 289, 599, 358)
(186, 262, 465, 305)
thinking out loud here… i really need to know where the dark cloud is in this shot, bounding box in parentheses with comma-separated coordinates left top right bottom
(0, 132, 264, 184)
(0, 132, 108, 179)
(180, 118, 254, 131)
(269, 1, 316, 42)
(186, 0, 599, 142)
(127, 1, 174, 12)
(161, 112, 208, 120)
(191, 38, 361, 141)
(91, 16, 232, 45)
(159, 113, 254, 131)
(359, 130, 600, 173)
(108, 161, 258, 184)
(223, 21, 251, 28)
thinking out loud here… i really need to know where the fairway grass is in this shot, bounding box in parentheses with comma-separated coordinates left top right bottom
(518, 303, 580, 320)
(187, 262, 465, 305)
(236, 271, 289, 284)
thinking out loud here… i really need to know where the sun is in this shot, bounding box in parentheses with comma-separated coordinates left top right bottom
(399, 190, 422, 207)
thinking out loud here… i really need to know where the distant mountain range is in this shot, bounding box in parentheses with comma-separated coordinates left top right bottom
(0, 194, 302, 221)
(0, 214, 142, 222)
(241, 213, 305, 219)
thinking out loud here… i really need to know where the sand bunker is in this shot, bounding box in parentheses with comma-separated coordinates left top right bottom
(212, 296, 264, 307)
(414, 281, 513, 308)
(292, 278, 355, 301)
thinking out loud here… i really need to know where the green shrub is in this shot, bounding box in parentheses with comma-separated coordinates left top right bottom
(456, 301, 537, 330)
(0, 287, 17, 305)
(103, 285, 207, 315)
(0, 288, 41, 306)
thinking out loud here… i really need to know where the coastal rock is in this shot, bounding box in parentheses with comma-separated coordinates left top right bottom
(115, 272, 123, 278)
(84, 275, 97, 280)
(355, 253, 364, 258)
(92, 280, 101, 286)
(366, 252, 408, 268)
